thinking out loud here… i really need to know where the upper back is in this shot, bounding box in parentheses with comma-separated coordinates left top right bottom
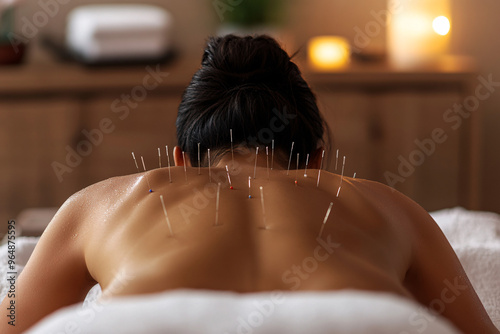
(78, 165, 415, 296)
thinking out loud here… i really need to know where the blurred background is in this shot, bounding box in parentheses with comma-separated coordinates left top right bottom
(1, 0, 499, 236)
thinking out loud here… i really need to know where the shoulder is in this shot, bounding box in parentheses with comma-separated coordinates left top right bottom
(48, 174, 139, 234)
(336, 175, 435, 255)
(352, 177, 429, 218)
(319, 171, 429, 240)
(336, 176, 452, 261)
(329, 173, 425, 218)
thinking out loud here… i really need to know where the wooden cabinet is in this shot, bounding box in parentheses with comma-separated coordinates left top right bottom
(0, 56, 478, 227)
(304, 58, 478, 211)
(80, 94, 181, 185)
(317, 91, 463, 211)
(0, 99, 81, 219)
(0, 58, 195, 223)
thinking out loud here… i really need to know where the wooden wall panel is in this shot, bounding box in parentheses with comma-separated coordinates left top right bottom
(0, 99, 81, 220)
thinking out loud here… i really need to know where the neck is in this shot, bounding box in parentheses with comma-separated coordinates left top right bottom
(214, 150, 282, 170)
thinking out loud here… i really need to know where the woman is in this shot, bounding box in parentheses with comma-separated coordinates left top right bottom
(1, 35, 497, 333)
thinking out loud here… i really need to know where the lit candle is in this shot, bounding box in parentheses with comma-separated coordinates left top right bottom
(308, 36, 350, 71)
(388, 0, 451, 68)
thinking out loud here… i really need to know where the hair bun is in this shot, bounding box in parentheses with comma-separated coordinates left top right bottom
(201, 35, 292, 83)
(177, 34, 327, 169)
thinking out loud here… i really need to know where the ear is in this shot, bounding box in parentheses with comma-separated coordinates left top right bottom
(173, 146, 191, 167)
(308, 147, 326, 169)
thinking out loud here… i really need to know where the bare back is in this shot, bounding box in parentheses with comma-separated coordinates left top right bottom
(84, 165, 412, 298)
(2, 161, 498, 333)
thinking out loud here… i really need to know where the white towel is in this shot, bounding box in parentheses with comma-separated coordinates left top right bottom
(0, 236, 38, 301)
(431, 207, 500, 327)
(66, 5, 173, 61)
(27, 289, 460, 334)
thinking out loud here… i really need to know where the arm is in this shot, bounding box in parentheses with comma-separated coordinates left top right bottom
(403, 201, 499, 334)
(0, 193, 96, 333)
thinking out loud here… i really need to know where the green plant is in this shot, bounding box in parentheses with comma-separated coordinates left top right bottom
(224, 0, 285, 27)
(0, 6, 14, 44)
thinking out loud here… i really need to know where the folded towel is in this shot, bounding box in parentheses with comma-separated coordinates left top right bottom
(27, 289, 460, 334)
(66, 5, 173, 61)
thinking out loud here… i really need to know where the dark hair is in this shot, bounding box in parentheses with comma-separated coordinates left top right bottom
(176, 34, 329, 168)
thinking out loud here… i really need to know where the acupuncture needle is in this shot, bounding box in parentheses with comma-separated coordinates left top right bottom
(266, 146, 270, 180)
(165, 146, 172, 183)
(140, 156, 153, 193)
(335, 149, 339, 171)
(230, 129, 235, 171)
(260, 186, 267, 229)
(248, 176, 252, 199)
(208, 149, 212, 183)
(318, 202, 334, 238)
(182, 151, 188, 183)
(287, 142, 295, 176)
(131, 152, 140, 173)
(198, 143, 201, 175)
(253, 147, 259, 179)
(215, 182, 221, 226)
(271, 140, 275, 170)
(226, 165, 233, 189)
(316, 150, 325, 188)
(295, 153, 299, 185)
(160, 195, 174, 237)
(337, 156, 346, 197)
(304, 153, 310, 177)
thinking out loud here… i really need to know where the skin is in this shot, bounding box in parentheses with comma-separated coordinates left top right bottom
(0, 147, 498, 334)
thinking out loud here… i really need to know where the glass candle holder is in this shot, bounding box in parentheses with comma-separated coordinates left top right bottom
(308, 36, 351, 71)
(387, 0, 451, 68)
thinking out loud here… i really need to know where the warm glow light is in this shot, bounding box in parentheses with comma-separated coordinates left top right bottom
(388, 0, 451, 68)
(433, 16, 451, 35)
(308, 36, 350, 71)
